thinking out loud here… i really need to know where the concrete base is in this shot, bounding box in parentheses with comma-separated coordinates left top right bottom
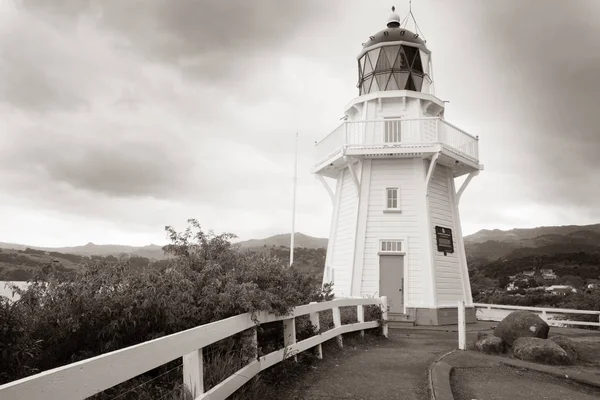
(406, 307, 477, 326)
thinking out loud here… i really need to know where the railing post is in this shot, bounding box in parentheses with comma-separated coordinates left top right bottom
(598, 314, 600, 331)
(183, 349, 204, 398)
(541, 310, 547, 321)
(309, 302, 323, 359)
(332, 307, 343, 348)
(458, 300, 466, 350)
(357, 304, 365, 339)
(344, 122, 348, 145)
(283, 317, 297, 362)
(381, 296, 389, 338)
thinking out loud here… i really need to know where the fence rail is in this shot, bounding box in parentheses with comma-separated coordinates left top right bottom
(314, 117, 479, 166)
(0, 297, 388, 400)
(474, 303, 600, 329)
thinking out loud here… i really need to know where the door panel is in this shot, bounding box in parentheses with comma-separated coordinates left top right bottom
(379, 255, 404, 313)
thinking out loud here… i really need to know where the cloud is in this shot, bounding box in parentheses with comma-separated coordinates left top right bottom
(0, 0, 598, 247)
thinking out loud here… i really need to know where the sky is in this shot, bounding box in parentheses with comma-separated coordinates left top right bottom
(0, 0, 599, 247)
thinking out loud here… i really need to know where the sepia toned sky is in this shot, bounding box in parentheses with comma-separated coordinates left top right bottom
(1, 0, 599, 247)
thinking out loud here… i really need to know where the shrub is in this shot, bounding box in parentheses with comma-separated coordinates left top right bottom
(1, 219, 331, 398)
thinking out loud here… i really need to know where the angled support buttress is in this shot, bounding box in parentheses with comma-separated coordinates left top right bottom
(456, 170, 480, 204)
(315, 174, 335, 205)
(343, 156, 361, 195)
(424, 152, 441, 196)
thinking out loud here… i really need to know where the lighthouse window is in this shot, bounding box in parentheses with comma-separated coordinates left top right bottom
(380, 240, 403, 253)
(386, 187, 399, 209)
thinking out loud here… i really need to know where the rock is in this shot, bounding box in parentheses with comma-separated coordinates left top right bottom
(493, 311, 549, 347)
(513, 337, 573, 365)
(549, 335, 579, 362)
(475, 335, 505, 354)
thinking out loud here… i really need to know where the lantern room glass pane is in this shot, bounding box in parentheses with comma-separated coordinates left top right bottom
(375, 73, 390, 90)
(394, 48, 410, 70)
(362, 75, 373, 94)
(371, 76, 380, 92)
(402, 46, 419, 69)
(376, 50, 391, 72)
(363, 53, 374, 75)
(411, 50, 424, 74)
(394, 72, 410, 89)
(369, 47, 381, 71)
(387, 73, 400, 90)
(360, 55, 367, 77)
(383, 45, 400, 70)
(406, 73, 416, 91)
(412, 73, 424, 91)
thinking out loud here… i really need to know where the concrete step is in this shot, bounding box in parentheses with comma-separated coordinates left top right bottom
(387, 313, 415, 328)
(388, 319, 415, 328)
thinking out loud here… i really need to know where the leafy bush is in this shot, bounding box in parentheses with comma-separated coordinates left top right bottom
(0, 220, 334, 398)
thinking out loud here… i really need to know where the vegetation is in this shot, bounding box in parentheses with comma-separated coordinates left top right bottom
(470, 251, 600, 326)
(0, 220, 369, 399)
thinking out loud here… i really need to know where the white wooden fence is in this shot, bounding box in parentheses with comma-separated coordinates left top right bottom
(0, 297, 388, 400)
(474, 303, 600, 329)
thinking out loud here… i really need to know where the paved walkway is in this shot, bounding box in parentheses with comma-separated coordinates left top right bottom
(279, 326, 482, 400)
(445, 350, 600, 400)
(278, 322, 600, 400)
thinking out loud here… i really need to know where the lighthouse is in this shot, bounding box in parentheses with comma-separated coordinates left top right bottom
(313, 7, 483, 325)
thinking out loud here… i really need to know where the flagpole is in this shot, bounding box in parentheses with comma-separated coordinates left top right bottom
(290, 132, 298, 267)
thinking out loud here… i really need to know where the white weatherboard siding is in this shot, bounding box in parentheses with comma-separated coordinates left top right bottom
(360, 158, 423, 305)
(427, 165, 464, 306)
(330, 167, 359, 297)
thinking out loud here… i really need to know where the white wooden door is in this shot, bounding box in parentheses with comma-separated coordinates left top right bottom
(379, 255, 405, 313)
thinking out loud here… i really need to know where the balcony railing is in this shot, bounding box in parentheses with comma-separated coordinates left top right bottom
(315, 117, 479, 166)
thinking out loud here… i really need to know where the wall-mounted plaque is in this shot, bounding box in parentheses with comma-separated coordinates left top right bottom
(435, 226, 454, 254)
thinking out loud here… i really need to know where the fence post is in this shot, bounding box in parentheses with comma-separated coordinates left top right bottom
(309, 302, 323, 359)
(458, 300, 466, 350)
(183, 349, 204, 398)
(357, 304, 365, 339)
(381, 296, 389, 338)
(332, 307, 343, 348)
(251, 327, 258, 360)
(283, 317, 297, 362)
(598, 314, 600, 331)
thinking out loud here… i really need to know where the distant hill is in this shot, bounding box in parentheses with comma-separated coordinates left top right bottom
(464, 224, 600, 244)
(0, 242, 167, 260)
(237, 233, 328, 250)
(464, 224, 600, 262)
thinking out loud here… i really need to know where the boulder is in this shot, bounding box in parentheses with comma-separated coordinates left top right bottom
(493, 311, 549, 346)
(475, 335, 505, 354)
(513, 337, 573, 365)
(549, 335, 579, 362)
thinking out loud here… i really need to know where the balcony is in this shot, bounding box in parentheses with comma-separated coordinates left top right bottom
(313, 118, 480, 176)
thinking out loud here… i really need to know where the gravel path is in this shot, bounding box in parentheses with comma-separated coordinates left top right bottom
(451, 364, 600, 400)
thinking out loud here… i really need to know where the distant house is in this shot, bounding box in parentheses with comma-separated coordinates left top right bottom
(545, 285, 576, 295)
(542, 271, 557, 280)
(522, 270, 535, 277)
(508, 275, 517, 280)
(540, 268, 554, 275)
(506, 282, 516, 291)
(587, 283, 599, 290)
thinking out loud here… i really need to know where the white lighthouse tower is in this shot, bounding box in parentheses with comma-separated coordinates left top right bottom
(314, 7, 483, 325)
